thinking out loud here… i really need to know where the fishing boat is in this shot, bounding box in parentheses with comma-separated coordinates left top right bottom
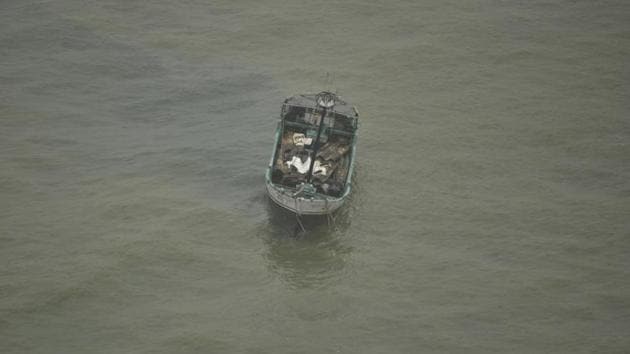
(265, 91, 359, 215)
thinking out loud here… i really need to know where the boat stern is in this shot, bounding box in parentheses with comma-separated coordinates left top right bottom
(265, 181, 344, 215)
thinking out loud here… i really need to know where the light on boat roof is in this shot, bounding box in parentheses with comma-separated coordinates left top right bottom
(316, 92, 336, 108)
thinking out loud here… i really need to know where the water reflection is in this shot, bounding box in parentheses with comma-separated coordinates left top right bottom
(257, 198, 354, 289)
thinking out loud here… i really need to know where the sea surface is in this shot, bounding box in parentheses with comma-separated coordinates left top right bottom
(1, 0, 629, 353)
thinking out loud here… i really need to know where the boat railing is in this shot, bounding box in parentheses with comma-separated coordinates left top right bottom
(283, 120, 355, 137)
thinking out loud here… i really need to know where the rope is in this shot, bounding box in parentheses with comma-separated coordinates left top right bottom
(325, 198, 331, 228)
(294, 197, 305, 234)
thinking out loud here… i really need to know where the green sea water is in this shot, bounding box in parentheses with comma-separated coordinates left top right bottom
(1, 0, 629, 352)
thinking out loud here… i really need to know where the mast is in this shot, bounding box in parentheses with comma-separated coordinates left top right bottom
(306, 92, 336, 182)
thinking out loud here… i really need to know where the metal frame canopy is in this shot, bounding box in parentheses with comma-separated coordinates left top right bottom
(283, 92, 358, 120)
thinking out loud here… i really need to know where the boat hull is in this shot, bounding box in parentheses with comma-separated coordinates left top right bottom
(266, 181, 346, 215)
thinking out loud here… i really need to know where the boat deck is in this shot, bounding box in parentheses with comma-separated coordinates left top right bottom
(271, 125, 351, 197)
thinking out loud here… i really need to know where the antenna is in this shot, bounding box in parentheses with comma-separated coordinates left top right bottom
(332, 72, 335, 92)
(320, 72, 338, 93)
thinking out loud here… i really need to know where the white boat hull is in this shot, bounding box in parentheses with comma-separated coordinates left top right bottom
(266, 181, 345, 215)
